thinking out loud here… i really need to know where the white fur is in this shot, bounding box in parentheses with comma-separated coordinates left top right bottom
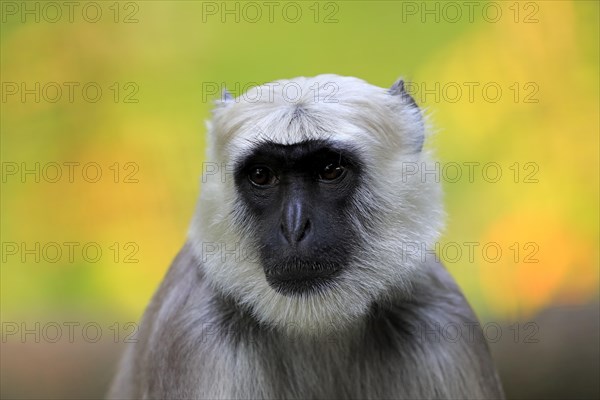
(188, 74, 444, 335)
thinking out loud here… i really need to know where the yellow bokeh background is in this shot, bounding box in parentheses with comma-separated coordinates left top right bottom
(1, 1, 598, 398)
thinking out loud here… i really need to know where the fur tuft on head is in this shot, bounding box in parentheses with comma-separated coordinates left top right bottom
(189, 74, 444, 335)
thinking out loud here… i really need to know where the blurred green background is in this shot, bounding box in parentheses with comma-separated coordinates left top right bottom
(1, 1, 598, 399)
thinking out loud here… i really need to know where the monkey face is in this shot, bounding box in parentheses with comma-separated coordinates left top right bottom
(233, 139, 363, 296)
(190, 75, 444, 333)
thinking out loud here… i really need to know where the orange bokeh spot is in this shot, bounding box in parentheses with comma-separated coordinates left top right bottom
(479, 213, 598, 319)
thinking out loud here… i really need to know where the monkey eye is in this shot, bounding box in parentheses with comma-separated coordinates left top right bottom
(319, 163, 346, 181)
(248, 166, 277, 186)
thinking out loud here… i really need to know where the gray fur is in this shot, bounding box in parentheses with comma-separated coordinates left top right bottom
(108, 245, 504, 399)
(108, 75, 504, 399)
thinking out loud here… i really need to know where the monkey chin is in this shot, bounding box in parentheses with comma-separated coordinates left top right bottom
(266, 273, 339, 296)
(262, 259, 344, 297)
(255, 283, 374, 338)
(253, 260, 396, 338)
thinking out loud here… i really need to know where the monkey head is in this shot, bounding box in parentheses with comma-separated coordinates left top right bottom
(189, 75, 444, 335)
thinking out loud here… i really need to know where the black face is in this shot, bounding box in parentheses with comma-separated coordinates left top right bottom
(234, 139, 363, 296)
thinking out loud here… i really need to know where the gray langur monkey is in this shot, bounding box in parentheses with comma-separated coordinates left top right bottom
(108, 75, 505, 399)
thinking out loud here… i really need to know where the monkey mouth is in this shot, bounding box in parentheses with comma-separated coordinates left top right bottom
(264, 263, 341, 296)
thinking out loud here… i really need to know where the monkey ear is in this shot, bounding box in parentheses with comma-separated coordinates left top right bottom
(389, 79, 417, 107)
(222, 89, 233, 101)
(389, 78, 424, 152)
(214, 89, 234, 109)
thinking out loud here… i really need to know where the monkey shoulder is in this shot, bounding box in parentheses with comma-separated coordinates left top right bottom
(118, 244, 221, 395)
(361, 259, 504, 399)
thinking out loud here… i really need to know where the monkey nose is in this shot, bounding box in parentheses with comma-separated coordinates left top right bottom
(280, 201, 311, 245)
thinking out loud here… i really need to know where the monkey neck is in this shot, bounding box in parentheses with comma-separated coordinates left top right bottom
(187, 245, 479, 354)
(206, 285, 419, 350)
